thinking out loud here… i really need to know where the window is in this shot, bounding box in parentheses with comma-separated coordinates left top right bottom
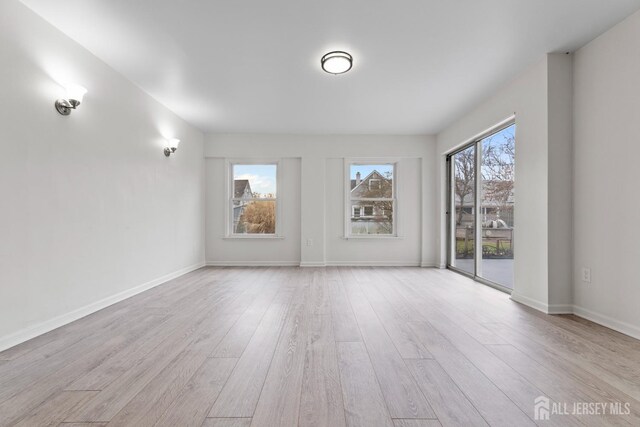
(228, 162, 278, 236)
(347, 162, 396, 236)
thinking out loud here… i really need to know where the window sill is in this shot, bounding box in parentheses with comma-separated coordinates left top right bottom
(223, 235, 285, 240)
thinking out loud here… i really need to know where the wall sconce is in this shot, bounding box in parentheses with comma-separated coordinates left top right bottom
(55, 84, 87, 115)
(164, 138, 180, 157)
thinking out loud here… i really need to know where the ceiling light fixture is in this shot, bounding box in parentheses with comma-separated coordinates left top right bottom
(164, 138, 180, 157)
(321, 51, 353, 75)
(55, 84, 87, 115)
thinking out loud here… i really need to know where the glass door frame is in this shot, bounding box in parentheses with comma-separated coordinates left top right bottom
(446, 119, 515, 294)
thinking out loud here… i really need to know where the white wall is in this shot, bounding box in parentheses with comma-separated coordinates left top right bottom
(437, 57, 550, 306)
(436, 53, 573, 311)
(0, 0, 205, 350)
(205, 134, 436, 267)
(572, 10, 640, 338)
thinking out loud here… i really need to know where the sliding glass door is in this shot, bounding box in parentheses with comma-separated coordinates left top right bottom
(447, 122, 515, 291)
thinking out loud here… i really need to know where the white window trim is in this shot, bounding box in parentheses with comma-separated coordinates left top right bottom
(344, 158, 400, 239)
(225, 159, 283, 239)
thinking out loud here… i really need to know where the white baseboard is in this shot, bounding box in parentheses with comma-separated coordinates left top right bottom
(208, 261, 426, 267)
(420, 262, 438, 268)
(510, 292, 551, 313)
(206, 261, 300, 267)
(547, 304, 574, 315)
(510, 293, 572, 314)
(573, 305, 640, 341)
(300, 262, 327, 267)
(326, 261, 421, 267)
(0, 261, 206, 353)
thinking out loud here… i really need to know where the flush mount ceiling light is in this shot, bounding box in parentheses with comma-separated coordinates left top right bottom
(321, 51, 353, 74)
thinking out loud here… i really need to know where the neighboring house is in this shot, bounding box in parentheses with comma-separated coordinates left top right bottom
(233, 179, 253, 231)
(350, 170, 393, 234)
(455, 180, 514, 227)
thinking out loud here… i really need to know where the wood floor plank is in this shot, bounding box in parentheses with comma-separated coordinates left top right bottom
(406, 359, 488, 427)
(482, 319, 640, 402)
(390, 268, 507, 345)
(486, 343, 638, 426)
(65, 288, 247, 423)
(59, 423, 108, 427)
(211, 279, 282, 358)
(488, 332, 640, 425)
(0, 312, 167, 426)
(403, 299, 580, 427)
(251, 279, 311, 427)
(66, 278, 250, 392)
(208, 289, 293, 418)
(309, 268, 331, 315)
(555, 314, 640, 353)
(327, 277, 361, 342)
(336, 341, 394, 427)
(154, 357, 237, 427)
(12, 390, 98, 427)
(202, 418, 252, 427)
(407, 321, 535, 427)
(0, 309, 167, 400)
(393, 420, 442, 427)
(341, 269, 435, 419)
(299, 314, 346, 427)
(362, 282, 433, 359)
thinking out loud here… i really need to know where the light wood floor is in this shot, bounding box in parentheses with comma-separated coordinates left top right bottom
(1, 267, 639, 427)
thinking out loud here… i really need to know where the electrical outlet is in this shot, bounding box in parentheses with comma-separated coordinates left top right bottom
(581, 267, 591, 283)
(306, 238, 313, 247)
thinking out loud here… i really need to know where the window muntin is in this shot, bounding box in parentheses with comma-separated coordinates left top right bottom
(348, 163, 396, 236)
(230, 163, 277, 235)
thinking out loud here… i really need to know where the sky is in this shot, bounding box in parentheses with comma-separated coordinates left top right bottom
(350, 164, 393, 179)
(481, 123, 515, 165)
(234, 163, 395, 196)
(234, 164, 277, 195)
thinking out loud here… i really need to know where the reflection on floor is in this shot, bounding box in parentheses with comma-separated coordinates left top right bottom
(454, 258, 514, 288)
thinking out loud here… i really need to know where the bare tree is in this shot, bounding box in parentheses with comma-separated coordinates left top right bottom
(481, 133, 515, 218)
(453, 148, 475, 226)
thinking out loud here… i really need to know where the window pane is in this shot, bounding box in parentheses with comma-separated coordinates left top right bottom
(452, 145, 475, 275)
(233, 200, 276, 234)
(480, 124, 515, 288)
(233, 164, 277, 198)
(350, 201, 393, 235)
(350, 164, 392, 198)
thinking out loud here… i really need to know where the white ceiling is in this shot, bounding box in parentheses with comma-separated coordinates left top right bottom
(20, 0, 640, 135)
